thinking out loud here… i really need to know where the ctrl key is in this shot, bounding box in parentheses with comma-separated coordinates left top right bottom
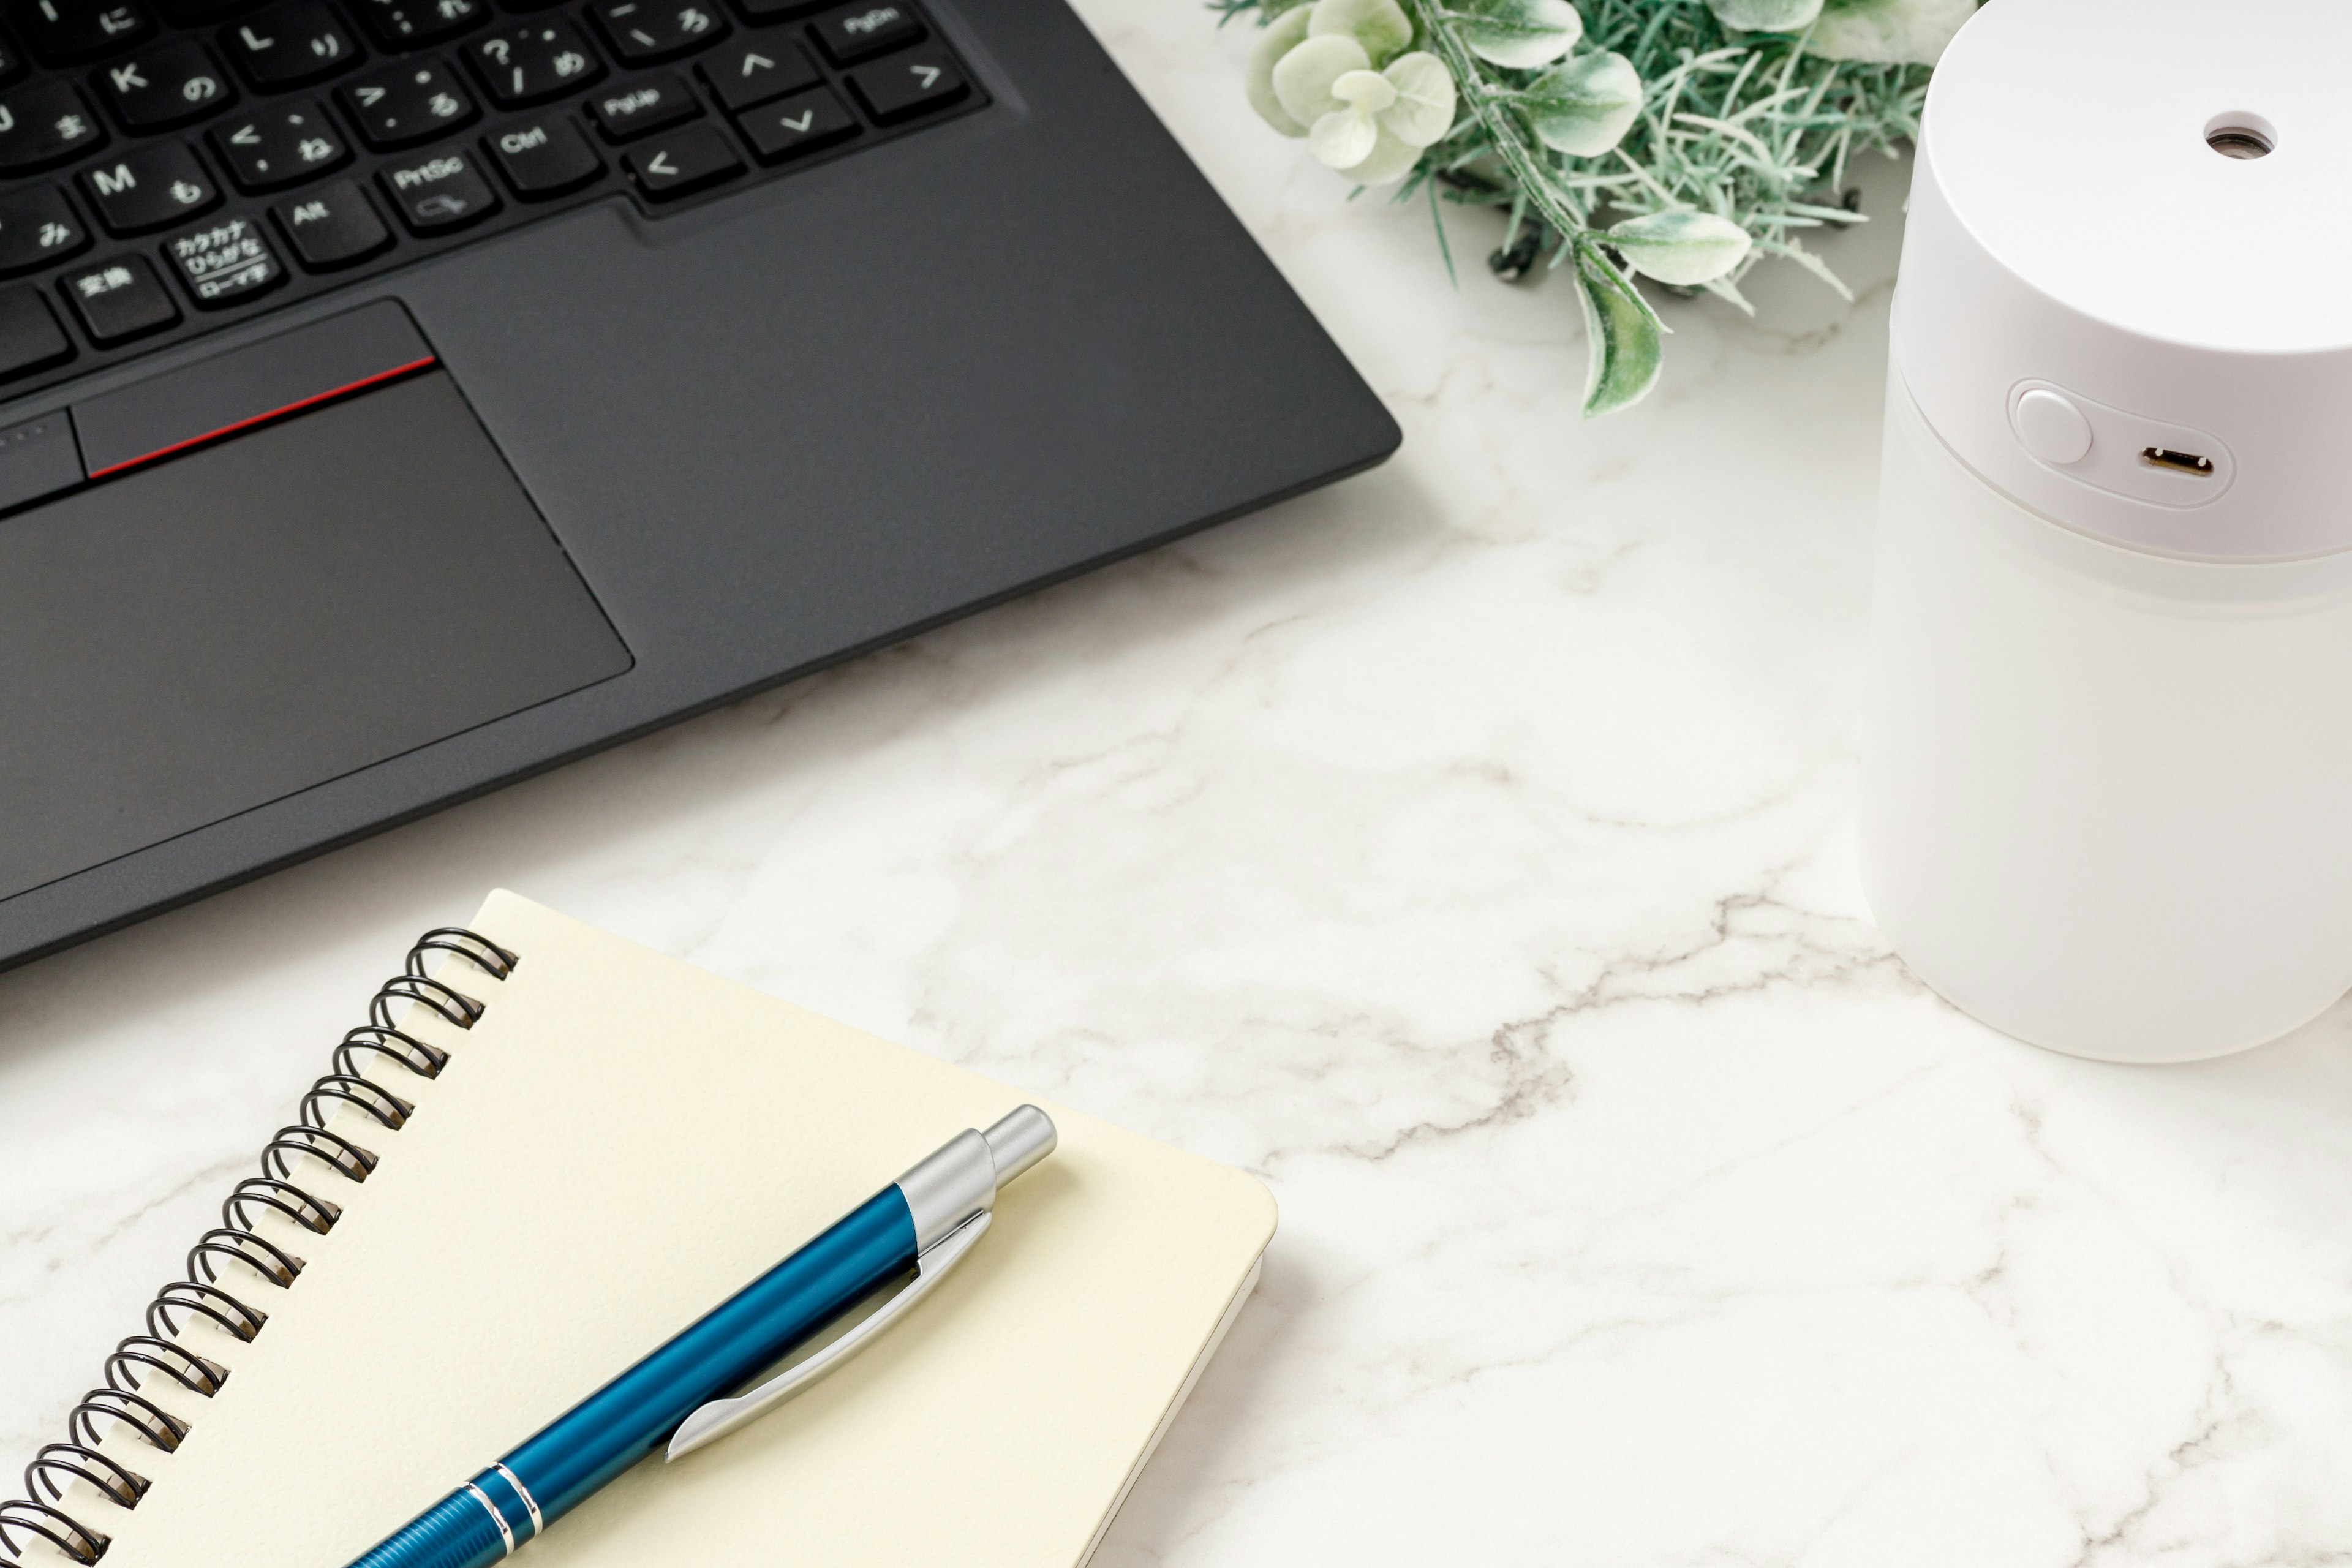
(0, 287, 72, 382)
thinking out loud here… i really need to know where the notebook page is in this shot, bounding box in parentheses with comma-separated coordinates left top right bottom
(72, 890, 1273, 1568)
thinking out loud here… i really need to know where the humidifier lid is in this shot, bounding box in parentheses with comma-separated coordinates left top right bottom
(1893, 0, 2352, 561)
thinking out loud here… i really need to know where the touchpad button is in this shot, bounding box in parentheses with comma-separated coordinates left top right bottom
(0, 368, 632, 902)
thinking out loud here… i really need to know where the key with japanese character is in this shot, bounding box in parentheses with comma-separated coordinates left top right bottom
(462, 19, 601, 108)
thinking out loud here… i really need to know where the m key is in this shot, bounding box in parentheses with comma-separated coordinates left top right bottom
(80, 140, 217, 233)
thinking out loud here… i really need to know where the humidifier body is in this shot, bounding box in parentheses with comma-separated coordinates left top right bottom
(1860, 0, 2352, 1060)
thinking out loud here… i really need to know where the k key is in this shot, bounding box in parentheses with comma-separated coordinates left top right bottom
(94, 40, 233, 130)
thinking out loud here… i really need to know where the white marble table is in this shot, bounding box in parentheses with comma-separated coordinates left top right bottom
(12, 5, 2352, 1564)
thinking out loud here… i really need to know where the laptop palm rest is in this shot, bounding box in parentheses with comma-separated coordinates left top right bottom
(0, 368, 632, 903)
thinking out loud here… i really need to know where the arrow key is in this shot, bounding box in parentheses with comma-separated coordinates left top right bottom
(845, 47, 964, 124)
(736, 83, 853, 163)
(620, 121, 739, 200)
(698, 31, 816, 113)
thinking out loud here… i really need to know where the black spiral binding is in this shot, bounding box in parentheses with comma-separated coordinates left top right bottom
(0, 927, 519, 1568)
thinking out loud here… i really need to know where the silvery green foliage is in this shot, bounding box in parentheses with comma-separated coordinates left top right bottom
(1226, 0, 1949, 412)
(1520, 50, 1641, 156)
(1806, 0, 1973, 63)
(1705, 0, 1821, 29)
(1254, 0, 1457, 184)
(1575, 249, 1661, 411)
(1453, 0, 1581, 69)
(1244, 5, 1314, 134)
(1607, 209, 1753, 284)
(1308, 0, 1414, 63)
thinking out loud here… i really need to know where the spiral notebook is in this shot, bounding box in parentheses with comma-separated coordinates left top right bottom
(5, 891, 1275, 1568)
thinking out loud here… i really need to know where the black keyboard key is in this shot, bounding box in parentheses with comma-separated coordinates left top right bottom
(697, 29, 812, 111)
(18, 0, 155, 64)
(271, 174, 386, 265)
(0, 79, 104, 170)
(587, 0, 722, 63)
(80, 140, 216, 231)
(223, 2, 357, 89)
(94, 40, 233, 129)
(844, 45, 957, 122)
(731, 0, 821, 21)
(0, 183, 88, 272)
(619, 118, 734, 197)
(348, 0, 484, 49)
(377, 143, 496, 229)
(339, 58, 473, 146)
(807, 1, 914, 66)
(162, 211, 280, 303)
(484, 111, 597, 195)
(58, 252, 175, 341)
(209, 97, 341, 187)
(0, 284, 70, 377)
(0, 37, 23, 84)
(734, 81, 846, 160)
(156, 0, 262, 23)
(462, 19, 598, 106)
(584, 70, 693, 139)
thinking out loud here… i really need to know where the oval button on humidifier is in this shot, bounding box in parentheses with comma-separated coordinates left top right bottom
(2012, 387, 2091, 464)
(1861, 0, 2352, 1062)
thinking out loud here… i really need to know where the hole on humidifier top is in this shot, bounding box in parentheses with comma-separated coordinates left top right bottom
(2205, 112, 2276, 159)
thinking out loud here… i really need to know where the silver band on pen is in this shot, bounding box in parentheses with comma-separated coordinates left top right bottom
(490, 1463, 544, 1537)
(464, 1482, 516, 1559)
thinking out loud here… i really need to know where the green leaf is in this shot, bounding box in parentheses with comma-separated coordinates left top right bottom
(1272, 32, 1372, 126)
(1607, 209, 1753, 285)
(1453, 0, 1580, 69)
(1705, 0, 1824, 31)
(1244, 4, 1315, 137)
(1376, 50, 1455, 146)
(1307, 0, 1413, 66)
(1341, 123, 1425, 184)
(1520, 50, 1642, 157)
(1575, 250, 1662, 417)
(1804, 0, 1975, 64)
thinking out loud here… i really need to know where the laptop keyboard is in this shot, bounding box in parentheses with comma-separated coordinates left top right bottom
(0, 0, 977, 396)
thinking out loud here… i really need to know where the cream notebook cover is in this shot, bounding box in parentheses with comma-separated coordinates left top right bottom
(32, 891, 1274, 1568)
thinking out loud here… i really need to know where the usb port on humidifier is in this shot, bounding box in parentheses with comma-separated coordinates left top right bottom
(2141, 447, 2215, 476)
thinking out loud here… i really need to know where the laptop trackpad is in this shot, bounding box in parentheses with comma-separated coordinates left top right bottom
(0, 369, 632, 902)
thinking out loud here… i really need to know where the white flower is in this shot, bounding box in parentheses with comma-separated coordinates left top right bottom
(1607, 210, 1753, 285)
(1804, 0, 1975, 64)
(1284, 46, 1456, 184)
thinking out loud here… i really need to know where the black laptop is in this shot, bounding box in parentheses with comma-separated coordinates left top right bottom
(0, 0, 1398, 969)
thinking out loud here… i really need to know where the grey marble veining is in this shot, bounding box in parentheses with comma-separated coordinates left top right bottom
(9, 2, 2352, 1562)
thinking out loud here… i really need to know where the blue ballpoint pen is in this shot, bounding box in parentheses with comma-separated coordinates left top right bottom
(343, 1105, 1057, 1568)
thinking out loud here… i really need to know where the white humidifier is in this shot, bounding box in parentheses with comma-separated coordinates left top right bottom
(1860, 0, 2352, 1061)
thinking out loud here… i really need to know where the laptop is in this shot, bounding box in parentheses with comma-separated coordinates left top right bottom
(0, 0, 1398, 970)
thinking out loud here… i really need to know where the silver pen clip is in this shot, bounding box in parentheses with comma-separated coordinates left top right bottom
(666, 1209, 993, 1460)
